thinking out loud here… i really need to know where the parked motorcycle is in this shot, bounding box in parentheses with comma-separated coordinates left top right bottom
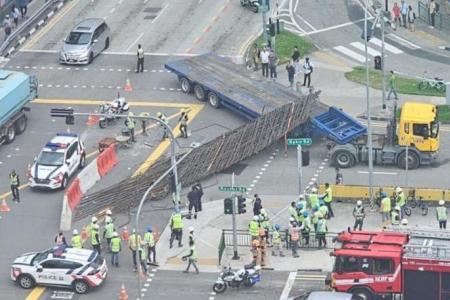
(98, 96, 129, 128)
(240, 0, 260, 13)
(212, 263, 261, 293)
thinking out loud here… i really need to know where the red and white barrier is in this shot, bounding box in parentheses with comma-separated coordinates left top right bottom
(60, 145, 118, 231)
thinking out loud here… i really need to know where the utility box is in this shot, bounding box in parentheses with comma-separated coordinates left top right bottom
(374, 56, 382, 70)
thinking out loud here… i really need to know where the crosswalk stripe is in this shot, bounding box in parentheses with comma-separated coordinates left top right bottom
(333, 46, 366, 63)
(370, 37, 403, 54)
(350, 42, 381, 57)
(388, 33, 421, 49)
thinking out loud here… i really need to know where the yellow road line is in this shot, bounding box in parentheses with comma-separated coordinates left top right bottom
(133, 104, 204, 176)
(25, 286, 46, 300)
(33, 98, 192, 108)
(23, 0, 80, 50)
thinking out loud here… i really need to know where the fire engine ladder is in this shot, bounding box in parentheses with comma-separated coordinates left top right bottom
(402, 229, 450, 259)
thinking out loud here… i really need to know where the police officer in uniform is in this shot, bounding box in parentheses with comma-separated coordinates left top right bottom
(136, 44, 144, 73)
(9, 170, 20, 202)
(352, 200, 366, 231)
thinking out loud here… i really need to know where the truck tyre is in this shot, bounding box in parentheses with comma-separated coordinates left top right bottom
(397, 151, 419, 170)
(332, 150, 355, 168)
(15, 115, 28, 134)
(180, 77, 191, 93)
(194, 84, 206, 101)
(5, 125, 16, 144)
(351, 288, 373, 300)
(208, 92, 221, 108)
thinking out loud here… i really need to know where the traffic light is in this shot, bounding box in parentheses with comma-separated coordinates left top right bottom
(302, 150, 310, 167)
(237, 196, 246, 214)
(269, 22, 276, 37)
(168, 172, 176, 193)
(224, 198, 233, 215)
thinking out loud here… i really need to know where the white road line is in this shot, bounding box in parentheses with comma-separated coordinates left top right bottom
(152, 4, 169, 24)
(299, 17, 372, 37)
(29, 27, 36, 35)
(350, 41, 381, 57)
(37, 20, 44, 26)
(126, 32, 144, 52)
(370, 37, 403, 54)
(110, 7, 116, 13)
(47, 11, 54, 18)
(19, 49, 198, 57)
(18, 37, 26, 44)
(388, 33, 421, 49)
(357, 171, 398, 175)
(296, 14, 317, 31)
(280, 272, 297, 300)
(289, 0, 306, 33)
(293, 0, 299, 12)
(334, 46, 366, 63)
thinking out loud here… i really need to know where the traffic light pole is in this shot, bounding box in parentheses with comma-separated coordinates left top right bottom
(297, 145, 303, 194)
(231, 172, 239, 260)
(262, 0, 268, 46)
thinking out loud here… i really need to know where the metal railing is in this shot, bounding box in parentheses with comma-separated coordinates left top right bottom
(418, 0, 450, 32)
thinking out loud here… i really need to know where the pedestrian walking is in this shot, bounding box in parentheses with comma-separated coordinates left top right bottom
(268, 49, 278, 80)
(289, 222, 300, 257)
(179, 111, 188, 138)
(128, 229, 141, 271)
(3, 15, 12, 41)
(436, 200, 448, 229)
(317, 214, 328, 248)
(400, 0, 409, 28)
(144, 226, 157, 265)
(9, 170, 20, 202)
(157, 112, 168, 139)
(193, 181, 203, 212)
(321, 183, 334, 218)
(291, 46, 301, 75)
(71, 229, 83, 249)
(138, 241, 149, 275)
(286, 61, 295, 87)
(11, 6, 19, 28)
(18, 0, 28, 18)
(429, 0, 437, 28)
(352, 201, 366, 231)
(302, 57, 313, 88)
(260, 46, 270, 78)
(103, 219, 115, 251)
(187, 186, 201, 219)
(271, 224, 284, 256)
(387, 70, 398, 100)
(182, 240, 199, 274)
(335, 167, 343, 185)
(90, 224, 101, 255)
(408, 5, 416, 32)
(125, 112, 136, 142)
(252, 193, 262, 216)
(392, 2, 401, 29)
(110, 232, 121, 267)
(252, 44, 261, 71)
(136, 44, 144, 73)
(55, 232, 67, 246)
(169, 208, 184, 248)
(380, 192, 391, 227)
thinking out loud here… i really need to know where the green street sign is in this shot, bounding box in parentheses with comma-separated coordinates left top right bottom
(259, 5, 269, 13)
(219, 186, 247, 193)
(287, 138, 312, 146)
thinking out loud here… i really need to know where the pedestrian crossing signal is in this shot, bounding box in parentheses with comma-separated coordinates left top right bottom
(224, 198, 233, 215)
(238, 196, 246, 214)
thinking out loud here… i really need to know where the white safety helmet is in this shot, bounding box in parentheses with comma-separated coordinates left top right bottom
(157, 112, 162, 118)
(132, 228, 136, 233)
(93, 224, 100, 230)
(113, 231, 119, 237)
(395, 187, 402, 193)
(299, 194, 305, 200)
(357, 200, 362, 206)
(439, 200, 445, 206)
(311, 187, 318, 193)
(106, 209, 112, 215)
(395, 206, 401, 211)
(260, 208, 267, 216)
(91, 216, 98, 223)
(253, 216, 260, 221)
(73, 229, 79, 235)
(188, 226, 194, 232)
(401, 219, 408, 226)
(290, 217, 295, 222)
(128, 112, 134, 117)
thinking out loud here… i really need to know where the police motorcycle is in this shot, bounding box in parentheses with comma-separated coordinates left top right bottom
(240, 0, 260, 13)
(212, 262, 261, 293)
(98, 95, 130, 128)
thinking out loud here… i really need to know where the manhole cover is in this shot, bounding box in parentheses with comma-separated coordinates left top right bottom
(144, 7, 161, 13)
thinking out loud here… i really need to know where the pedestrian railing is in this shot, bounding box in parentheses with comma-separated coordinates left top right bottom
(418, 0, 450, 32)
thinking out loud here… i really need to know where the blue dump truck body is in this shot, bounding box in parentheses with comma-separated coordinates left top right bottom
(0, 70, 38, 144)
(165, 53, 327, 120)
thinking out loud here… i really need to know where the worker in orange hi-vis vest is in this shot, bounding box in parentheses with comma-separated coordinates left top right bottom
(251, 239, 261, 265)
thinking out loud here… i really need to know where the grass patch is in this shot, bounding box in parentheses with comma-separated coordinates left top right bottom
(255, 31, 315, 64)
(345, 66, 446, 97)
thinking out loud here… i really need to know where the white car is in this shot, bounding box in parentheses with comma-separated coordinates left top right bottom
(11, 246, 107, 294)
(29, 132, 86, 189)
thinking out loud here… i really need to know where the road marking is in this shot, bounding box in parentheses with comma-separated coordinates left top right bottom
(152, 3, 168, 24)
(296, 13, 317, 31)
(25, 287, 46, 300)
(110, 7, 116, 13)
(370, 37, 403, 54)
(388, 33, 421, 49)
(350, 41, 381, 57)
(23, 0, 80, 50)
(33, 98, 191, 108)
(279, 271, 297, 300)
(334, 45, 366, 63)
(357, 171, 398, 175)
(299, 17, 372, 37)
(126, 32, 144, 52)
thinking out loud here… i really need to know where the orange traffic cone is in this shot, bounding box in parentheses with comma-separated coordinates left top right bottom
(86, 112, 100, 125)
(0, 199, 10, 212)
(118, 284, 128, 300)
(124, 78, 133, 92)
(121, 227, 129, 241)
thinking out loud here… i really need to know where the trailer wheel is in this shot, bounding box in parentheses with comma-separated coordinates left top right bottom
(351, 288, 373, 300)
(15, 115, 27, 134)
(397, 151, 419, 170)
(208, 92, 221, 108)
(332, 150, 355, 168)
(180, 77, 192, 93)
(194, 84, 206, 101)
(5, 125, 16, 144)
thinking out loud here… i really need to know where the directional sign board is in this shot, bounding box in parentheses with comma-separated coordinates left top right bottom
(219, 186, 247, 193)
(287, 138, 312, 146)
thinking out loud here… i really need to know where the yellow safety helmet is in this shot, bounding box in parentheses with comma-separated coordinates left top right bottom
(157, 112, 162, 118)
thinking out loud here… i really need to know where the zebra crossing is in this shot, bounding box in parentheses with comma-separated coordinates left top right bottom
(331, 35, 421, 63)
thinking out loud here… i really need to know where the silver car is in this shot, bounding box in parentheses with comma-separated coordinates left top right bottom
(290, 291, 361, 300)
(59, 18, 110, 65)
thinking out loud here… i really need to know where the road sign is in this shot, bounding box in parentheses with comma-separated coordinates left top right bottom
(219, 186, 247, 193)
(287, 138, 312, 146)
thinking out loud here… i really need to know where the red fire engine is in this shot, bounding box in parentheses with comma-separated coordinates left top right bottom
(327, 229, 450, 300)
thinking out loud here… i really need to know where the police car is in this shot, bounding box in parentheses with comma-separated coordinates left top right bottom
(29, 133, 86, 189)
(11, 246, 107, 294)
